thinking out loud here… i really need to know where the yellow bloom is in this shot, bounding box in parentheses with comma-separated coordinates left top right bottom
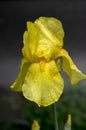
(65, 114, 71, 130)
(10, 17, 86, 106)
(31, 120, 40, 130)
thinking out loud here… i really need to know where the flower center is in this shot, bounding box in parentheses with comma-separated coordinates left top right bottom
(39, 60, 46, 70)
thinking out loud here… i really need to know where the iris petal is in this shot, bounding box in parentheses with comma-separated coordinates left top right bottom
(58, 49, 86, 84)
(22, 60, 64, 106)
(22, 17, 64, 62)
(10, 58, 30, 91)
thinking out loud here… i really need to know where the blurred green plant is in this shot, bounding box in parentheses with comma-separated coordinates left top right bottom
(0, 83, 86, 130)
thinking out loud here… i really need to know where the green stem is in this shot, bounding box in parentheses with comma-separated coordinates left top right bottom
(53, 103, 59, 130)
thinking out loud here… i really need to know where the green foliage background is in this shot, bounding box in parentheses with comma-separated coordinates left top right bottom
(0, 82, 86, 130)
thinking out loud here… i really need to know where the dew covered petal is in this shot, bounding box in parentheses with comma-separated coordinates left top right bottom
(58, 49, 86, 84)
(22, 17, 64, 62)
(22, 60, 64, 106)
(10, 58, 30, 91)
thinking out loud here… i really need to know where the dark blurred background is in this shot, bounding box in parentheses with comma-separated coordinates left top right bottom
(0, 1, 86, 130)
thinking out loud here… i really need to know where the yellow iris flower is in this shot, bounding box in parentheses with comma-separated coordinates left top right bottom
(10, 17, 86, 106)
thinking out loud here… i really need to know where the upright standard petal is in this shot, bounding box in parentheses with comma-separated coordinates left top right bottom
(22, 60, 64, 106)
(58, 49, 86, 84)
(35, 17, 64, 47)
(22, 17, 64, 62)
(22, 22, 39, 62)
(10, 58, 30, 91)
